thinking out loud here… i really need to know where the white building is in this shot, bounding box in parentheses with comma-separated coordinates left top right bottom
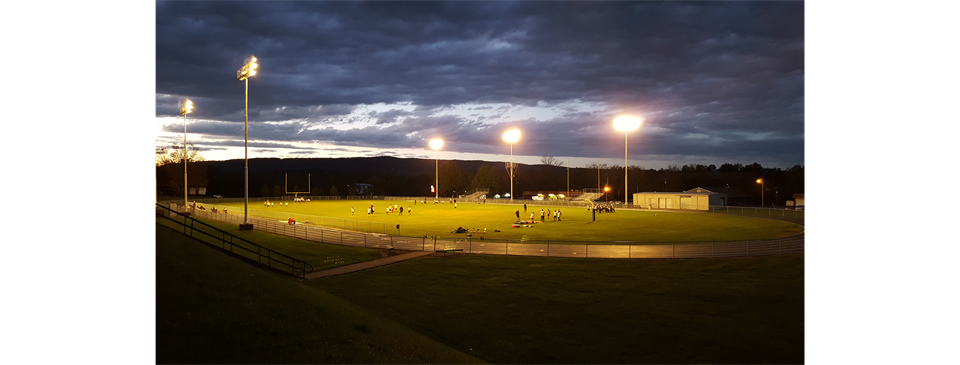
(632, 187, 728, 211)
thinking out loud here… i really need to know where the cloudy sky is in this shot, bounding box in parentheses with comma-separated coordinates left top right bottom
(156, 1, 804, 169)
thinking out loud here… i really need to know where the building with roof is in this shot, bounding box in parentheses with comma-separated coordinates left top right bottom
(793, 194, 804, 206)
(632, 187, 727, 211)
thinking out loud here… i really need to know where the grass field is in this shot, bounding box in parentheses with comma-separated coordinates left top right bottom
(157, 214, 383, 271)
(157, 219, 804, 363)
(314, 253, 805, 364)
(156, 223, 484, 364)
(205, 199, 803, 243)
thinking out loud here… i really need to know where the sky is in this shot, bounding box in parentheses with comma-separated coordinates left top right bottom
(155, 1, 805, 169)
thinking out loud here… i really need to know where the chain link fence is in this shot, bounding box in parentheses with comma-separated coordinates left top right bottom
(163, 202, 804, 259)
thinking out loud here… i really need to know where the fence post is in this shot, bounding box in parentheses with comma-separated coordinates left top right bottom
(433, 236, 437, 251)
(340, 231, 343, 245)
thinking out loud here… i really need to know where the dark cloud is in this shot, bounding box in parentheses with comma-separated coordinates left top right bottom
(157, 1, 803, 167)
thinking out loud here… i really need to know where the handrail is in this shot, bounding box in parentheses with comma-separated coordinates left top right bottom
(156, 203, 314, 277)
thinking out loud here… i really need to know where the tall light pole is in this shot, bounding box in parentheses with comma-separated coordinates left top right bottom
(503, 129, 521, 202)
(179, 99, 193, 215)
(430, 139, 443, 199)
(237, 56, 258, 230)
(613, 115, 643, 204)
(153, 146, 160, 204)
(756, 178, 764, 207)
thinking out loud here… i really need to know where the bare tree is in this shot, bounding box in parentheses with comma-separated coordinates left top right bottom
(156, 142, 206, 166)
(540, 156, 564, 167)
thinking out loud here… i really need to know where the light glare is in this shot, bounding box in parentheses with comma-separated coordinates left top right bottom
(430, 139, 444, 150)
(181, 99, 194, 115)
(613, 115, 644, 131)
(503, 129, 521, 143)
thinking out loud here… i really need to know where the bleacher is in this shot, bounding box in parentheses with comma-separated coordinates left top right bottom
(460, 188, 490, 200)
(579, 192, 603, 202)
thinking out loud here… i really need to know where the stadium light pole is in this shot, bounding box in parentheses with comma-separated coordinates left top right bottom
(237, 56, 258, 230)
(613, 115, 643, 204)
(503, 129, 521, 202)
(179, 99, 194, 215)
(430, 139, 443, 199)
(756, 178, 764, 207)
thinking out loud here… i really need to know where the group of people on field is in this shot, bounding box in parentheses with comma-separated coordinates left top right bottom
(363, 204, 412, 216)
(516, 206, 563, 223)
(263, 200, 289, 207)
(592, 203, 616, 213)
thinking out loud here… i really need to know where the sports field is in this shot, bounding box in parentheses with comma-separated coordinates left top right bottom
(208, 199, 803, 242)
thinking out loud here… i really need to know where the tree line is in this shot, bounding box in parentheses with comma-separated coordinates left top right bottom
(157, 156, 803, 207)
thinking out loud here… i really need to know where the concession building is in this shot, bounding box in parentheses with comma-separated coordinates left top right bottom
(632, 187, 728, 211)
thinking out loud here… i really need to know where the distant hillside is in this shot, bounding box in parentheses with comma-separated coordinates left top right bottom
(202, 156, 505, 176)
(157, 156, 803, 206)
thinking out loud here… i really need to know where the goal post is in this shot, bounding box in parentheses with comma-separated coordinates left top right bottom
(285, 173, 311, 198)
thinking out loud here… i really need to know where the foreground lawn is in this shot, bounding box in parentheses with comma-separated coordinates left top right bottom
(157, 215, 382, 271)
(313, 254, 805, 364)
(156, 223, 483, 364)
(206, 199, 803, 242)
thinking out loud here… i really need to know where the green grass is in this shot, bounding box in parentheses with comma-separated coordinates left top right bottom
(157, 209, 804, 364)
(313, 254, 805, 364)
(205, 199, 803, 243)
(156, 223, 484, 364)
(157, 215, 382, 272)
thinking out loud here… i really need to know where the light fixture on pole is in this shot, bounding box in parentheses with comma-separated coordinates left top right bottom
(430, 139, 443, 199)
(180, 99, 193, 215)
(502, 129, 521, 202)
(756, 178, 764, 207)
(237, 56, 258, 230)
(613, 115, 643, 204)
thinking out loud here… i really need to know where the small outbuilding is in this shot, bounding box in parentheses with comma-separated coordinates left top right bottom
(793, 194, 804, 206)
(633, 187, 727, 211)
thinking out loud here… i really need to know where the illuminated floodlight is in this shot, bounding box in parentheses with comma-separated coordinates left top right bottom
(757, 178, 764, 206)
(237, 55, 259, 229)
(430, 139, 443, 198)
(613, 115, 644, 131)
(179, 99, 194, 215)
(502, 129, 521, 143)
(180, 99, 193, 115)
(503, 129, 521, 201)
(237, 56, 259, 80)
(613, 115, 644, 204)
